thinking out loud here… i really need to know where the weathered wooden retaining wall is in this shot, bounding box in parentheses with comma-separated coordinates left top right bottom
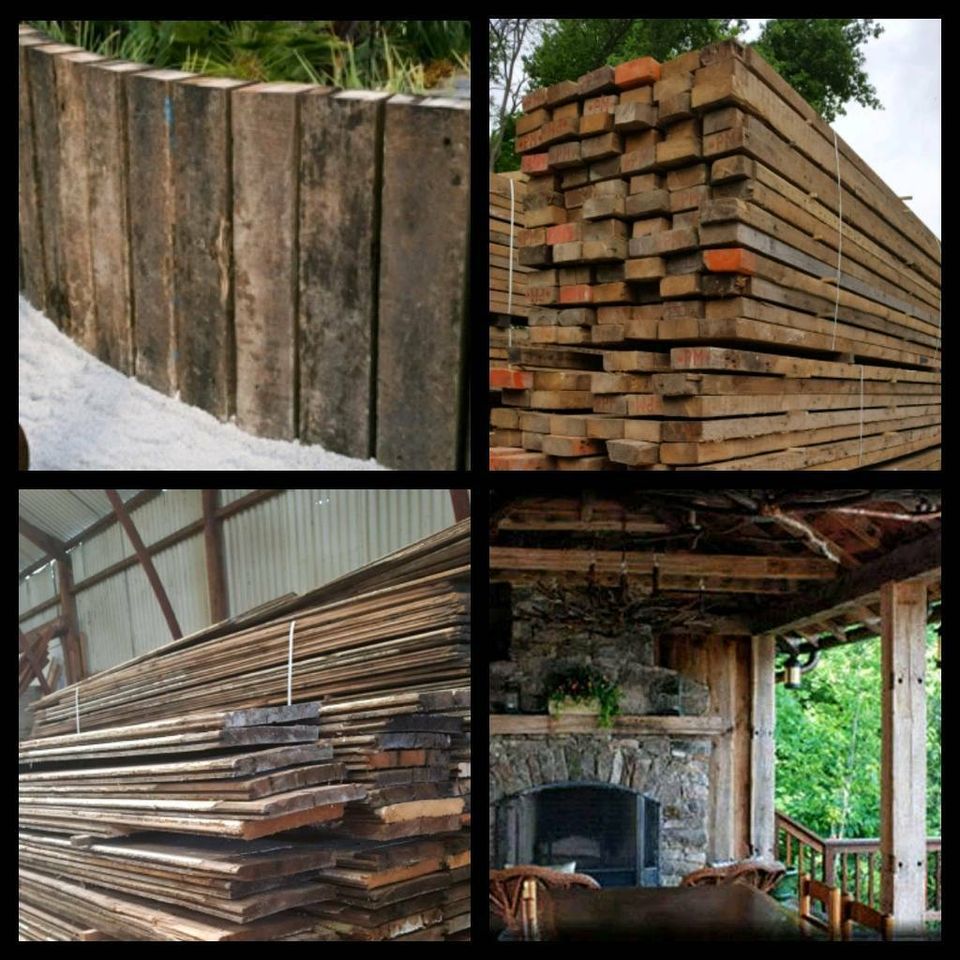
(18, 28, 471, 469)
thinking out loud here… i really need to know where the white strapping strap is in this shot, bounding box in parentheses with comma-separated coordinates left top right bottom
(287, 620, 296, 706)
(507, 177, 516, 317)
(74, 688, 80, 734)
(858, 365, 865, 465)
(830, 128, 844, 350)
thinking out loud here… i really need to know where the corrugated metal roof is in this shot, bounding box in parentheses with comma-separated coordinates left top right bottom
(19, 489, 141, 572)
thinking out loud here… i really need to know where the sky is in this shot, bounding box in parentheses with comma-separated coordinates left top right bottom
(491, 19, 941, 238)
(742, 19, 941, 239)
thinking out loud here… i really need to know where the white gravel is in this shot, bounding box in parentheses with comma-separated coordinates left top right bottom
(18, 296, 386, 471)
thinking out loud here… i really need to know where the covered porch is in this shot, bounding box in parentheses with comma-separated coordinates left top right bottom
(489, 488, 940, 940)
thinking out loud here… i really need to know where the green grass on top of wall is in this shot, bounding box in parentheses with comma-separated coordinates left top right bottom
(27, 20, 470, 94)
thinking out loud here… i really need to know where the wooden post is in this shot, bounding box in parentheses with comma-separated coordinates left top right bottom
(85, 60, 145, 374)
(18, 33, 49, 308)
(298, 88, 387, 457)
(376, 95, 470, 470)
(450, 490, 470, 521)
(880, 579, 927, 936)
(173, 77, 249, 420)
(55, 51, 106, 350)
(201, 489, 228, 623)
(26, 43, 83, 325)
(105, 490, 182, 639)
(127, 69, 195, 394)
(232, 82, 312, 439)
(750, 634, 776, 860)
(57, 555, 85, 684)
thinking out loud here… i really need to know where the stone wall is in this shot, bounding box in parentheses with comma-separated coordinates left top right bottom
(490, 583, 709, 716)
(490, 733, 711, 887)
(490, 582, 716, 886)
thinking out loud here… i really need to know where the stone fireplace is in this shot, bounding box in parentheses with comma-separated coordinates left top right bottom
(490, 582, 716, 887)
(496, 782, 660, 887)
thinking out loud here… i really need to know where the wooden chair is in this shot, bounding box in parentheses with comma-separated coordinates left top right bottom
(841, 894, 894, 940)
(680, 859, 786, 895)
(798, 873, 842, 940)
(490, 866, 601, 937)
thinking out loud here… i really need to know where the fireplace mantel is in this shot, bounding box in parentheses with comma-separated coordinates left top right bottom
(490, 714, 727, 736)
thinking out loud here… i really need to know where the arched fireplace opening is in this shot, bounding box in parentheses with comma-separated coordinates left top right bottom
(496, 782, 660, 888)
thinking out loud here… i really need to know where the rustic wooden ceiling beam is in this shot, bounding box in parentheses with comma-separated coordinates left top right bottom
(490, 546, 837, 579)
(105, 490, 182, 641)
(751, 530, 941, 636)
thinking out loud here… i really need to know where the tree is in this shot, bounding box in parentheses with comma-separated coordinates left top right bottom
(490, 19, 540, 172)
(775, 627, 941, 840)
(754, 19, 883, 122)
(524, 19, 745, 89)
(491, 17, 885, 170)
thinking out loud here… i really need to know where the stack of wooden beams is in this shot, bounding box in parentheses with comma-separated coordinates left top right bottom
(490, 172, 531, 321)
(18, 704, 360, 940)
(28, 520, 470, 737)
(303, 689, 471, 939)
(489, 40, 941, 471)
(20, 521, 471, 941)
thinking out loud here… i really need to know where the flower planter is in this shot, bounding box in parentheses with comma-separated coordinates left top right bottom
(548, 696, 601, 718)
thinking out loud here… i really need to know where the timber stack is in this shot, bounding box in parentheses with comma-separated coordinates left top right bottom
(490, 172, 532, 440)
(489, 40, 941, 471)
(19, 522, 471, 941)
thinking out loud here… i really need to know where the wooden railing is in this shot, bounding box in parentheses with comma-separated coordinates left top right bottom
(776, 811, 941, 921)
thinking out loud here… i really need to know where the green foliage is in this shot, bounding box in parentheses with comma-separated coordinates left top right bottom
(524, 19, 745, 89)
(546, 664, 621, 728)
(754, 19, 883, 123)
(493, 112, 520, 173)
(27, 20, 469, 94)
(775, 628, 941, 839)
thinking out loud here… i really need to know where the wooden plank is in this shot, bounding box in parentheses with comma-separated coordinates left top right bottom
(54, 53, 104, 352)
(232, 82, 312, 439)
(377, 96, 469, 470)
(127, 69, 194, 394)
(750, 635, 775, 859)
(27, 43, 84, 325)
(18, 35, 48, 307)
(880, 579, 927, 936)
(85, 60, 145, 374)
(298, 88, 386, 456)
(173, 77, 250, 419)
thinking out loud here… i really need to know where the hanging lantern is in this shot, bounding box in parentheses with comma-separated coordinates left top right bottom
(784, 655, 802, 689)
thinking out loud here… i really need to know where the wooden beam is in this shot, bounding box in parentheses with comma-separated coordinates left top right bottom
(490, 546, 837, 579)
(202, 490, 229, 623)
(19, 517, 66, 560)
(489, 714, 727, 736)
(880, 579, 927, 937)
(105, 490, 182, 640)
(57, 554, 85, 684)
(20, 491, 287, 625)
(750, 634, 776, 860)
(450, 490, 470, 522)
(19, 629, 52, 695)
(751, 530, 941, 635)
